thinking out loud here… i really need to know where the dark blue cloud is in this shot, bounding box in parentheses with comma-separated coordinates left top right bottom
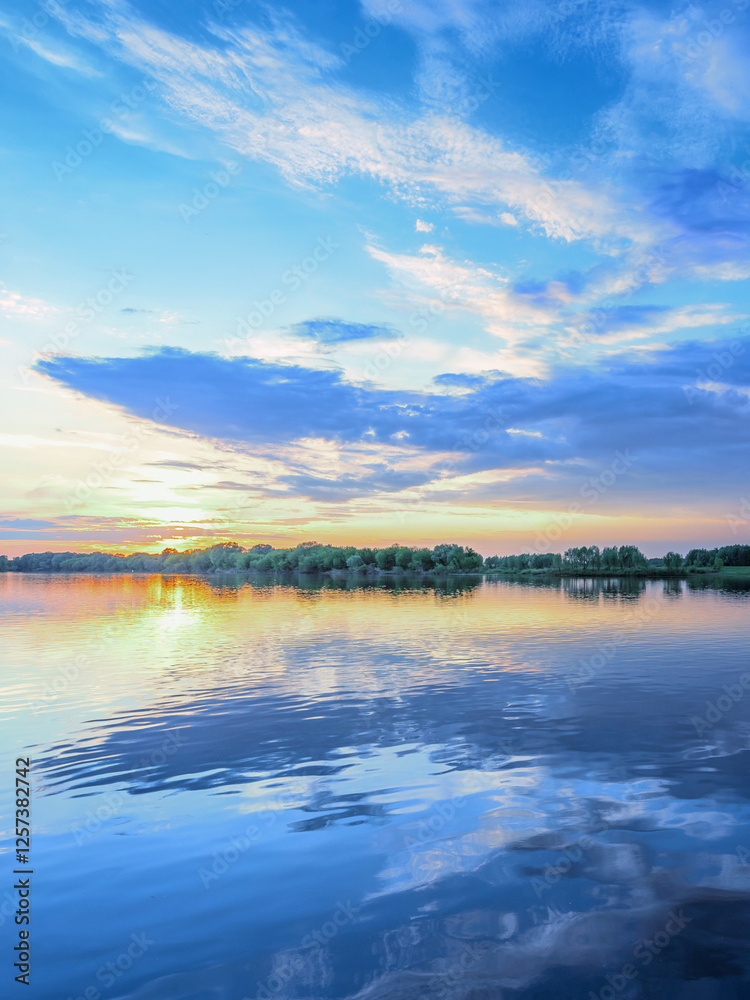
(648, 168, 750, 236)
(0, 518, 62, 538)
(290, 318, 398, 344)
(147, 460, 204, 470)
(510, 271, 592, 310)
(278, 468, 431, 503)
(510, 279, 567, 310)
(35, 337, 750, 501)
(0, 518, 104, 540)
(586, 304, 670, 332)
(639, 166, 750, 276)
(557, 271, 587, 295)
(0, 518, 58, 529)
(432, 371, 508, 389)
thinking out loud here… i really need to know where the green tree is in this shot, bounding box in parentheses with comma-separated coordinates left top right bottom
(601, 546, 620, 572)
(411, 548, 434, 571)
(458, 548, 483, 571)
(395, 547, 413, 570)
(564, 547, 582, 571)
(375, 548, 396, 571)
(664, 551, 683, 572)
(618, 545, 647, 572)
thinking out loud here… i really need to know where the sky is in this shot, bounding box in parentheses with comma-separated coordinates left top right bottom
(1, 0, 749, 557)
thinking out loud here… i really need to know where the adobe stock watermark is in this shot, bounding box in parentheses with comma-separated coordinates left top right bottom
(568, 244, 670, 351)
(402, 71, 500, 173)
(72, 732, 188, 846)
(588, 908, 692, 1000)
(62, 397, 179, 509)
(683, 339, 745, 404)
(548, 0, 590, 22)
(396, 749, 513, 860)
(65, 932, 155, 1000)
(30, 625, 117, 713)
(211, 0, 245, 20)
(534, 450, 636, 551)
(725, 496, 750, 535)
(340, 0, 402, 61)
(394, 404, 506, 526)
(673, 0, 748, 69)
(53, 76, 158, 181)
(565, 597, 661, 690)
(362, 329, 413, 379)
(691, 672, 750, 736)
(20, 269, 134, 384)
(179, 162, 241, 222)
(407, 287, 459, 335)
(716, 155, 750, 202)
(429, 939, 503, 1000)
(198, 781, 307, 888)
(223, 236, 340, 351)
(248, 901, 359, 1000)
(530, 819, 611, 898)
(523, 157, 612, 239)
(8, 0, 69, 52)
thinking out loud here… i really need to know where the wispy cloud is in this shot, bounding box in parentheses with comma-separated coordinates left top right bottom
(121, 307, 192, 324)
(290, 318, 400, 344)
(0, 288, 58, 320)
(5, 30, 99, 75)
(49, 0, 655, 247)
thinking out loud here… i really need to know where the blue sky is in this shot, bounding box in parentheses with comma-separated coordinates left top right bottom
(1, 0, 749, 555)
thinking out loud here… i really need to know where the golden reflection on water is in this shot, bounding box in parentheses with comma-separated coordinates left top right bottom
(2, 572, 746, 700)
(0, 571, 743, 753)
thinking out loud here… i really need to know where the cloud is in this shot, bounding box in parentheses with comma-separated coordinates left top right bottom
(121, 307, 192, 324)
(415, 219, 434, 232)
(0, 288, 57, 320)
(12, 34, 99, 75)
(0, 518, 59, 529)
(290, 318, 399, 344)
(568, 302, 746, 344)
(595, 8, 737, 163)
(202, 480, 255, 491)
(585, 304, 671, 330)
(50, 0, 652, 247)
(104, 116, 192, 157)
(39, 0, 749, 297)
(365, 241, 547, 337)
(146, 460, 206, 470)
(34, 339, 750, 504)
(364, 234, 748, 375)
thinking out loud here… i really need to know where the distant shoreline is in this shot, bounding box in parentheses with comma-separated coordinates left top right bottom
(482, 566, 750, 581)
(2, 542, 749, 580)
(3, 566, 750, 582)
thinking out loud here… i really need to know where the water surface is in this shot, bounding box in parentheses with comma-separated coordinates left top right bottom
(2, 573, 750, 999)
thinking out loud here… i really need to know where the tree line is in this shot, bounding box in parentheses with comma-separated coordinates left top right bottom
(1, 542, 748, 576)
(485, 544, 750, 574)
(0, 542, 484, 576)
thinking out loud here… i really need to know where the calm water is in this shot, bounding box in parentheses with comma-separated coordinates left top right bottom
(2, 573, 750, 1000)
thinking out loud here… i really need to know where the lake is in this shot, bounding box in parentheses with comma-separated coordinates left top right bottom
(2, 573, 750, 1000)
